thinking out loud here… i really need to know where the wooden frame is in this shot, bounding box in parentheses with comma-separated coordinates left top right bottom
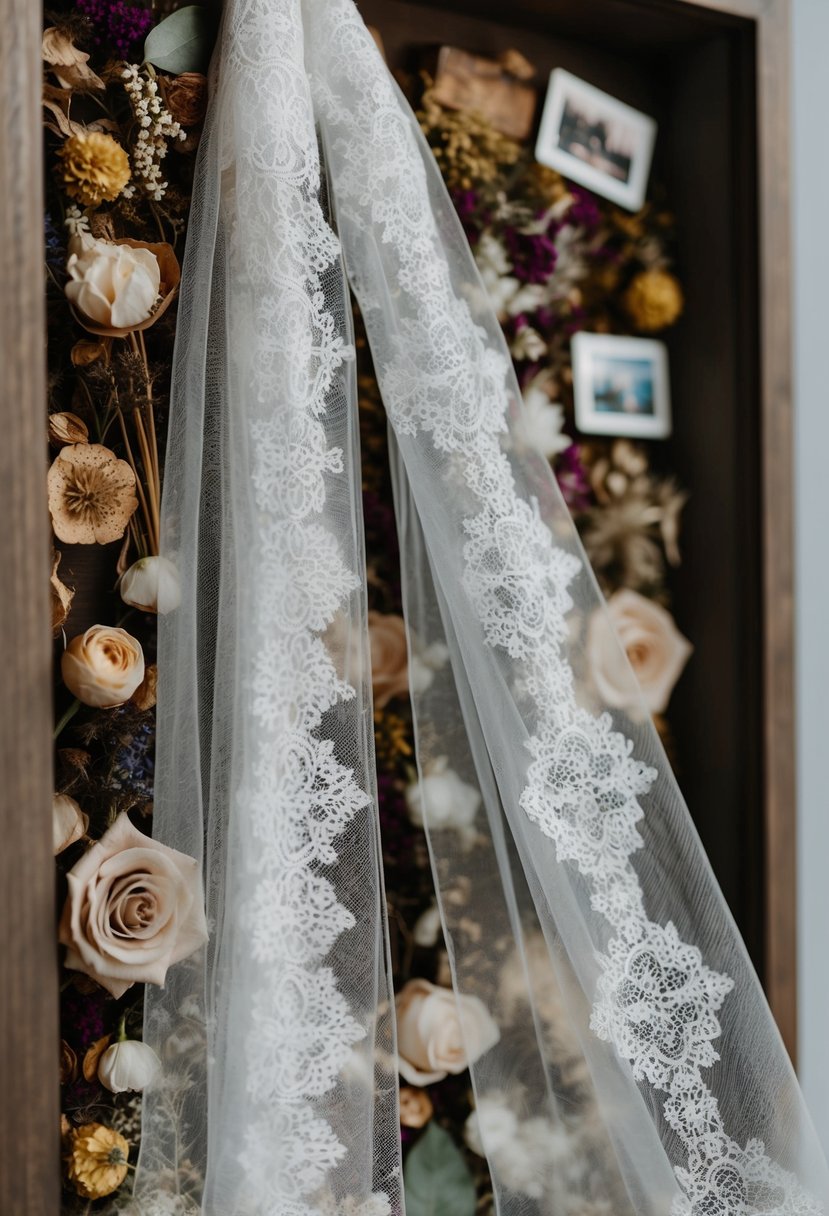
(0, 0, 793, 1207)
(1, 0, 60, 1212)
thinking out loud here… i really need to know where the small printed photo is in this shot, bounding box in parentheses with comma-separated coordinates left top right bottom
(535, 69, 657, 211)
(571, 332, 671, 440)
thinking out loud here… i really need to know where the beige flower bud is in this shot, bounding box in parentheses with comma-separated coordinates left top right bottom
(119, 556, 181, 615)
(61, 625, 145, 708)
(97, 1040, 161, 1094)
(53, 793, 88, 855)
(48, 411, 89, 446)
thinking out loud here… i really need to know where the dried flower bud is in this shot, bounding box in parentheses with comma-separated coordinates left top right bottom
(98, 1040, 162, 1093)
(70, 340, 106, 368)
(119, 555, 181, 615)
(162, 72, 208, 127)
(60, 1040, 78, 1085)
(53, 793, 88, 855)
(131, 662, 158, 712)
(82, 1035, 111, 1083)
(49, 411, 89, 445)
(399, 1086, 434, 1129)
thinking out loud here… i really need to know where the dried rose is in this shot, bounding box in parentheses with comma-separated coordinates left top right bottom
(120, 556, 181, 615)
(53, 793, 88, 855)
(162, 72, 208, 127)
(98, 1040, 162, 1093)
(57, 132, 131, 208)
(395, 978, 500, 1085)
(65, 1123, 129, 1199)
(399, 1086, 434, 1129)
(59, 812, 208, 998)
(48, 411, 89, 446)
(61, 625, 145, 709)
(48, 443, 138, 545)
(587, 589, 692, 715)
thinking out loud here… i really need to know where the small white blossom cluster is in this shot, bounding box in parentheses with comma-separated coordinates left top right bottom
(121, 64, 185, 201)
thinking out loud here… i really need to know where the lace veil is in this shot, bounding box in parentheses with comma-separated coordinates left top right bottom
(128, 1, 829, 1213)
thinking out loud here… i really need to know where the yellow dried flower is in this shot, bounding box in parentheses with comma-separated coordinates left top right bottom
(623, 269, 684, 333)
(57, 132, 131, 208)
(417, 80, 520, 192)
(66, 1122, 129, 1199)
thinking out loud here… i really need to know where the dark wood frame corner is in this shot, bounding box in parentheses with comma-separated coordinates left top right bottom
(0, 0, 794, 1208)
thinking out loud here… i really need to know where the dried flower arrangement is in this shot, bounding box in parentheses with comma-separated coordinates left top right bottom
(43, 1, 215, 1205)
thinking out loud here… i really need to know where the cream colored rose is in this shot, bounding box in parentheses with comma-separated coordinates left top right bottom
(587, 589, 692, 714)
(53, 793, 88, 855)
(98, 1040, 162, 1093)
(62, 625, 145, 708)
(405, 757, 480, 841)
(395, 978, 500, 1085)
(59, 812, 208, 998)
(65, 232, 160, 330)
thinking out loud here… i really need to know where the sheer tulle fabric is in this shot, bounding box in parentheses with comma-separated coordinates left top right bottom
(127, 1, 829, 1214)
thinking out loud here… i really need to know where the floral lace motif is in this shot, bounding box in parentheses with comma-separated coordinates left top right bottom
(309, 4, 822, 1214)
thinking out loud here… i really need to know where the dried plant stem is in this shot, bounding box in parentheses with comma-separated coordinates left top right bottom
(116, 407, 156, 556)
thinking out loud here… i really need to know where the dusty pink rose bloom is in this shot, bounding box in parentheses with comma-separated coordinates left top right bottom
(588, 588, 692, 715)
(59, 812, 207, 998)
(368, 611, 410, 709)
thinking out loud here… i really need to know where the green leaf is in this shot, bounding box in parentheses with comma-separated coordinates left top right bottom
(404, 1122, 477, 1216)
(143, 6, 215, 75)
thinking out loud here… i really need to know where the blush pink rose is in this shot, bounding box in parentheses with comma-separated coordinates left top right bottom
(59, 812, 207, 998)
(587, 589, 692, 714)
(395, 978, 500, 1085)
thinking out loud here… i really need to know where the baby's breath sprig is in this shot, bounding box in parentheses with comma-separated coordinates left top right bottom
(121, 63, 186, 202)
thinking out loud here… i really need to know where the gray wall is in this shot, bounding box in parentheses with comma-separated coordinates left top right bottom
(793, 0, 829, 1153)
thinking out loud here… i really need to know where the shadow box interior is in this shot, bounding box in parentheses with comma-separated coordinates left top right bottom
(359, 0, 766, 975)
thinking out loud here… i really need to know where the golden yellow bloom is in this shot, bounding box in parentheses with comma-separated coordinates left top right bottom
(623, 269, 684, 332)
(57, 131, 131, 208)
(417, 81, 520, 192)
(66, 1123, 129, 1199)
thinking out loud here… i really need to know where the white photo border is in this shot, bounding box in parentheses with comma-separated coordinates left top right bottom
(535, 69, 657, 212)
(572, 332, 672, 440)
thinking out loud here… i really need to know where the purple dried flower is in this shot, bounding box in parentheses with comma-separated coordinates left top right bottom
(568, 186, 601, 231)
(504, 227, 558, 284)
(556, 444, 593, 513)
(75, 0, 154, 59)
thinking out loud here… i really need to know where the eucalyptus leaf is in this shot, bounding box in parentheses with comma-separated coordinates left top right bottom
(144, 6, 215, 75)
(403, 1122, 477, 1216)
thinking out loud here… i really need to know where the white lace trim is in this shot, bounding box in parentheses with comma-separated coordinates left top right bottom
(310, 4, 822, 1214)
(225, 1, 378, 1211)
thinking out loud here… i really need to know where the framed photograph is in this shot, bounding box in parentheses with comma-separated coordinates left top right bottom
(535, 69, 657, 211)
(572, 332, 671, 439)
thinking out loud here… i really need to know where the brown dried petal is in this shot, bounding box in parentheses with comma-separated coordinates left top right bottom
(49, 411, 89, 445)
(70, 341, 106, 368)
(60, 1040, 79, 1085)
(51, 548, 75, 636)
(82, 1035, 111, 1082)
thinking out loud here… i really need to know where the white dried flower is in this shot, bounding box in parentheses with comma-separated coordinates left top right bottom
(98, 1040, 162, 1093)
(121, 64, 185, 201)
(120, 556, 181, 615)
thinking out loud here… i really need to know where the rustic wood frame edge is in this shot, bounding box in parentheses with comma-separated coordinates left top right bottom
(1, 0, 61, 1211)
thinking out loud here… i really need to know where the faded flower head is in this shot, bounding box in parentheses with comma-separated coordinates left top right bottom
(588, 589, 692, 715)
(48, 443, 137, 545)
(57, 131, 131, 208)
(66, 1122, 129, 1199)
(162, 72, 209, 127)
(623, 269, 684, 333)
(53, 793, 88, 855)
(65, 232, 162, 333)
(399, 1085, 434, 1129)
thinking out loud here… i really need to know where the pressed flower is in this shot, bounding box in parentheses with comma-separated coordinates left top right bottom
(66, 1122, 129, 1199)
(48, 443, 137, 545)
(623, 269, 684, 332)
(48, 411, 89, 446)
(57, 131, 131, 208)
